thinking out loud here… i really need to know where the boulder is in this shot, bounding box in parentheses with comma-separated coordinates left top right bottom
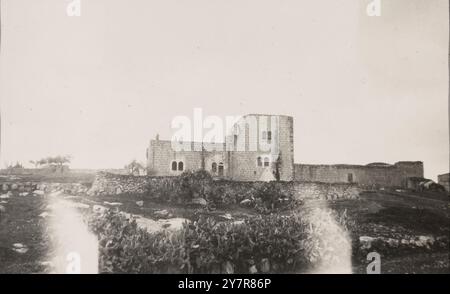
(359, 236, 375, 250)
(10, 184, 19, 191)
(0, 194, 10, 199)
(240, 199, 252, 207)
(249, 265, 258, 274)
(222, 261, 234, 274)
(191, 198, 207, 206)
(136, 201, 144, 207)
(33, 190, 45, 196)
(12, 243, 28, 254)
(0, 205, 6, 213)
(220, 213, 233, 220)
(39, 212, 51, 218)
(93, 205, 108, 213)
(154, 209, 170, 218)
(103, 201, 123, 207)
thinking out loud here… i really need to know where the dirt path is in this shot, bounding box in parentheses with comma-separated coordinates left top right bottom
(46, 195, 98, 274)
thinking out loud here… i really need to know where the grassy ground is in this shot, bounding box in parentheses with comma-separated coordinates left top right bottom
(328, 191, 449, 274)
(0, 178, 448, 274)
(0, 195, 51, 273)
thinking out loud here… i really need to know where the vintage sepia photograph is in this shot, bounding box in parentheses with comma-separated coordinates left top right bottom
(0, 0, 449, 280)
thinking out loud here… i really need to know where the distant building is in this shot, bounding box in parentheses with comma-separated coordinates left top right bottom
(147, 114, 424, 187)
(438, 173, 450, 192)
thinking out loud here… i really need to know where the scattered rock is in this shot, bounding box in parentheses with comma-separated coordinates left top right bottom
(260, 258, 270, 273)
(12, 243, 28, 254)
(136, 201, 144, 207)
(33, 190, 45, 196)
(119, 211, 133, 220)
(220, 213, 233, 220)
(0, 194, 10, 199)
(359, 236, 375, 250)
(249, 265, 258, 274)
(240, 199, 252, 206)
(103, 201, 123, 207)
(386, 238, 399, 248)
(39, 212, 51, 218)
(93, 205, 108, 213)
(191, 198, 207, 206)
(154, 209, 170, 218)
(19, 192, 29, 197)
(222, 261, 234, 274)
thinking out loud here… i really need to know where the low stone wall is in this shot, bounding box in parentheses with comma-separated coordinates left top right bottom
(87, 172, 361, 201)
(0, 181, 89, 195)
(88, 172, 151, 196)
(293, 182, 361, 200)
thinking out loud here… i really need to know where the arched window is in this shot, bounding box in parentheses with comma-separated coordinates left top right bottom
(264, 157, 270, 167)
(257, 156, 262, 167)
(178, 161, 184, 171)
(347, 173, 353, 183)
(211, 162, 217, 173)
(218, 162, 224, 176)
(171, 161, 177, 171)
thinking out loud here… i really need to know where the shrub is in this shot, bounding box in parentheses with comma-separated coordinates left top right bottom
(87, 210, 187, 273)
(178, 170, 214, 202)
(254, 182, 296, 214)
(87, 210, 327, 274)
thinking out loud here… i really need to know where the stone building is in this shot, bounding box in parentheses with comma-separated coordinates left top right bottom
(147, 114, 423, 186)
(294, 162, 424, 188)
(438, 173, 450, 192)
(147, 114, 294, 181)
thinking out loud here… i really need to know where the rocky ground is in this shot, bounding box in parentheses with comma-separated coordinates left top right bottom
(0, 176, 448, 274)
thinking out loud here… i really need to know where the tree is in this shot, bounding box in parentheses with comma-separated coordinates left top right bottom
(274, 153, 282, 181)
(38, 158, 48, 167)
(52, 155, 71, 167)
(29, 160, 41, 168)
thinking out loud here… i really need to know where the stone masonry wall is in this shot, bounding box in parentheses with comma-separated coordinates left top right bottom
(87, 172, 361, 201)
(294, 162, 424, 188)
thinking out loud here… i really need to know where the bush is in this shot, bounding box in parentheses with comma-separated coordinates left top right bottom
(178, 170, 214, 202)
(87, 210, 187, 273)
(254, 182, 296, 214)
(87, 210, 325, 274)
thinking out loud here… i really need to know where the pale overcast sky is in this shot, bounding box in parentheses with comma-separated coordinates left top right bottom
(0, 0, 448, 180)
